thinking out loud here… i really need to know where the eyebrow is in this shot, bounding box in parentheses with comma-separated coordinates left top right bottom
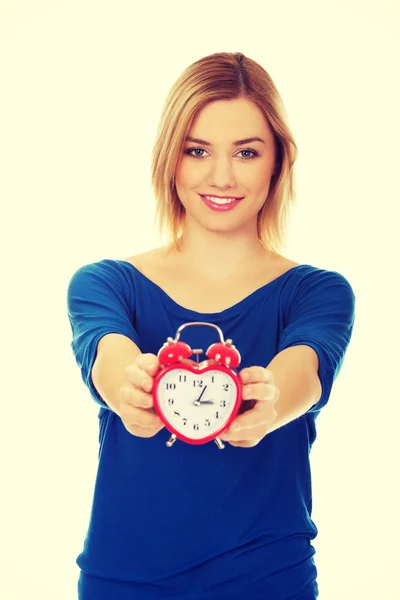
(185, 136, 265, 147)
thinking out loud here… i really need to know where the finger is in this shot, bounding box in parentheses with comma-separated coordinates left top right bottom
(138, 352, 160, 374)
(220, 424, 266, 442)
(240, 367, 274, 385)
(228, 439, 261, 448)
(225, 403, 277, 436)
(242, 382, 279, 402)
(220, 422, 266, 446)
(124, 367, 157, 392)
(120, 385, 153, 409)
(221, 429, 266, 446)
(124, 420, 165, 438)
(124, 354, 160, 384)
(135, 407, 163, 429)
(120, 402, 163, 429)
(128, 426, 163, 438)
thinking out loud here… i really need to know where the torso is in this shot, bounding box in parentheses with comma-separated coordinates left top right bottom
(123, 247, 300, 314)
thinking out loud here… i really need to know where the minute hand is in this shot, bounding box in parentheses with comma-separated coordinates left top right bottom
(193, 385, 208, 406)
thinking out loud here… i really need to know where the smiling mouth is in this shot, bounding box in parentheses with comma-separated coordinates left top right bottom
(199, 194, 243, 204)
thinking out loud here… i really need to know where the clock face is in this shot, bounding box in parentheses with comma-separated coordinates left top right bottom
(155, 366, 239, 441)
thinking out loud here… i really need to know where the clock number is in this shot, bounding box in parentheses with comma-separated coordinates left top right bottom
(193, 423, 199, 431)
(168, 398, 174, 405)
(193, 380, 204, 387)
(215, 411, 219, 419)
(205, 419, 211, 427)
(182, 418, 187, 426)
(173, 410, 180, 417)
(179, 375, 187, 382)
(220, 400, 226, 407)
(166, 383, 176, 390)
(223, 384, 229, 391)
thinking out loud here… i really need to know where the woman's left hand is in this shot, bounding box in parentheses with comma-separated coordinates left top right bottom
(219, 366, 280, 448)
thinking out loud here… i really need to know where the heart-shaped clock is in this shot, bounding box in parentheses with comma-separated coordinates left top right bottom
(152, 321, 243, 449)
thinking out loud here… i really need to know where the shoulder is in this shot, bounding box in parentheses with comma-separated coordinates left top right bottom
(282, 263, 356, 321)
(292, 264, 355, 295)
(69, 247, 166, 299)
(270, 252, 354, 290)
(67, 257, 140, 296)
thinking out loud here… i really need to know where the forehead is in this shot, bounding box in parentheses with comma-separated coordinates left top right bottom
(189, 98, 274, 141)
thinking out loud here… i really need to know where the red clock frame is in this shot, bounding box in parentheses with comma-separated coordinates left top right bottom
(153, 361, 242, 445)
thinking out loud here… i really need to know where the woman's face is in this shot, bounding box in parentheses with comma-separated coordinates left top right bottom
(175, 97, 277, 237)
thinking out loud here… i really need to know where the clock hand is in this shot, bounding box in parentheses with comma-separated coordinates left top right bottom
(193, 385, 208, 406)
(193, 399, 215, 405)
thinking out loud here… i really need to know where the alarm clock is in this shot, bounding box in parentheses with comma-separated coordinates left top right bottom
(153, 321, 243, 449)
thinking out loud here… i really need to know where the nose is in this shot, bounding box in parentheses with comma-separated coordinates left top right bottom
(207, 156, 236, 188)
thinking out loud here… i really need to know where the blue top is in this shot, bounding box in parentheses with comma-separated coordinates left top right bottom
(66, 258, 356, 600)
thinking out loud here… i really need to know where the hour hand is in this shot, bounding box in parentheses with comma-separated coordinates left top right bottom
(193, 399, 214, 406)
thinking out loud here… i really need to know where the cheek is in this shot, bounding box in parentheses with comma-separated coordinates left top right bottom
(175, 161, 198, 187)
(251, 163, 274, 188)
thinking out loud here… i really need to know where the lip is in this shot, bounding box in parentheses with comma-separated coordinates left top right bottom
(199, 193, 244, 200)
(199, 194, 242, 212)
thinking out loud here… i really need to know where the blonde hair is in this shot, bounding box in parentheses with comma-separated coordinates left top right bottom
(150, 52, 298, 255)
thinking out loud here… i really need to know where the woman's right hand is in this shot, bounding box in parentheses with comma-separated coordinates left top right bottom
(119, 353, 165, 438)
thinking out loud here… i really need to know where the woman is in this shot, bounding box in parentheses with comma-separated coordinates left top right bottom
(67, 52, 356, 599)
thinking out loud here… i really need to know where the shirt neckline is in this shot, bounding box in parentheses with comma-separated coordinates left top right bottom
(112, 259, 310, 320)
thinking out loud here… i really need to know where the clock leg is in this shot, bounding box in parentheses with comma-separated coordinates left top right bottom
(214, 437, 225, 450)
(166, 434, 177, 447)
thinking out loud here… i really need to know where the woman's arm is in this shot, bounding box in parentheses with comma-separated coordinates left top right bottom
(91, 333, 142, 417)
(265, 345, 321, 434)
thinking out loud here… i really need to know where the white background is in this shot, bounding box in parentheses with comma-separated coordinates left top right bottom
(1, 1, 399, 598)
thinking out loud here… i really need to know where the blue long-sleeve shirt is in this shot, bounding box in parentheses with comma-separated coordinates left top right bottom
(66, 258, 356, 600)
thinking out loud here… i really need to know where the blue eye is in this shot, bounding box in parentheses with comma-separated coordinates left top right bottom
(185, 148, 259, 160)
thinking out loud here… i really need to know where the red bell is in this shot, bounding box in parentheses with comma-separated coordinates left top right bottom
(205, 340, 241, 368)
(157, 340, 192, 365)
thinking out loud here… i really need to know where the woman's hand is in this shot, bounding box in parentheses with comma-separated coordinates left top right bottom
(119, 353, 165, 438)
(220, 367, 280, 448)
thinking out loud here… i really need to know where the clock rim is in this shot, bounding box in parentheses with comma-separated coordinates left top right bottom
(153, 363, 242, 445)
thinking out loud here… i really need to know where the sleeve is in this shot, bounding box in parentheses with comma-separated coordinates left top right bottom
(277, 268, 356, 413)
(66, 261, 142, 408)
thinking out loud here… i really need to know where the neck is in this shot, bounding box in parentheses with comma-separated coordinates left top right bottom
(163, 231, 276, 283)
